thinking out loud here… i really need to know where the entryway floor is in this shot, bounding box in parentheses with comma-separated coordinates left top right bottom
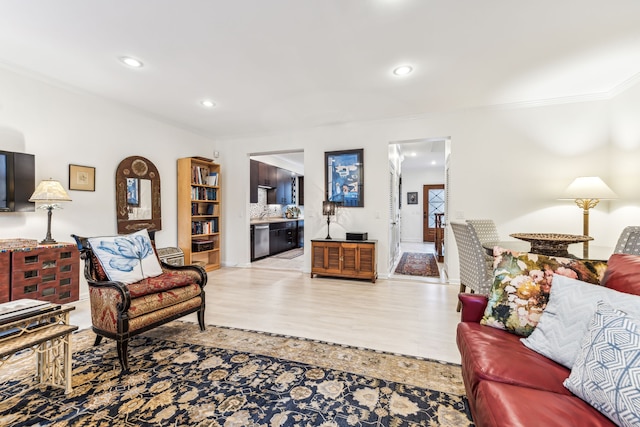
(390, 242, 446, 283)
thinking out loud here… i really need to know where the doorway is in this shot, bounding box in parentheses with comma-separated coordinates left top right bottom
(423, 184, 445, 242)
(388, 138, 447, 277)
(249, 150, 305, 272)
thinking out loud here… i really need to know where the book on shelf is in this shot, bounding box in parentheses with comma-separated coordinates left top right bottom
(191, 218, 219, 235)
(207, 172, 219, 186)
(191, 165, 210, 185)
(191, 187, 218, 201)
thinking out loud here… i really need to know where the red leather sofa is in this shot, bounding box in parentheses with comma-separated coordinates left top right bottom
(457, 252, 640, 426)
(457, 293, 615, 427)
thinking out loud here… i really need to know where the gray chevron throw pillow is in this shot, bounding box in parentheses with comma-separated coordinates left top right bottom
(564, 302, 640, 427)
(522, 274, 640, 369)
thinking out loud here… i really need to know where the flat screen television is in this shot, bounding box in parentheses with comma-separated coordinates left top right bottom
(0, 150, 35, 212)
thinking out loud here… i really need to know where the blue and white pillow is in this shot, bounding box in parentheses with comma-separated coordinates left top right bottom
(522, 274, 640, 369)
(564, 302, 640, 427)
(88, 229, 163, 285)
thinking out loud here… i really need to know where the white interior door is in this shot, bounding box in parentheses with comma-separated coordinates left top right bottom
(389, 164, 400, 271)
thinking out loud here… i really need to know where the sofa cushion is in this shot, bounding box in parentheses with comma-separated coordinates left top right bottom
(481, 251, 606, 337)
(564, 302, 640, 427)
(474, 381, 615, 427)
(89, 229, 163, 285)
(128, 283, 202, 319)
(457, 322, 572, 397)
(127, 271, 196, 298)
(522, 275, 640, 369)
(601, 253, 640, 295)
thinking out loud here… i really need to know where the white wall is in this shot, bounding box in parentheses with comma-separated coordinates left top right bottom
(400, 166, 445, 243)
(218, 87, 639, 281)
(2, 63, 640, 287)
(0, 67, 217, 298)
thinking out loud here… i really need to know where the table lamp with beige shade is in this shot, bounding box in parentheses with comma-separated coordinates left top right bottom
(560, 176, 617, 258)
(29, 179, 72, 244)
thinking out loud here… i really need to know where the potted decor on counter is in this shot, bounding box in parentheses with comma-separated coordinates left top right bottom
(285, 206, 301, 218)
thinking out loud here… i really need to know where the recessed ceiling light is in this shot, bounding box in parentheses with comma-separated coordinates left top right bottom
(431, 160, 436, 165)
(200, 100, 216, 108)
(393, 65, 413, 76)
(411, 152, 417, 157)
(119, 56, 144, 68)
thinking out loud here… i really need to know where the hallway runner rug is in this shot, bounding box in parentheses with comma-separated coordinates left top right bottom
(0, 322, 473, 426)
(395, 252, 440, 277)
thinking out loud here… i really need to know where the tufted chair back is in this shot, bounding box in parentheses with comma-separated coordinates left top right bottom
(451, 221, 494, 298)
(613, 226, 640, 255)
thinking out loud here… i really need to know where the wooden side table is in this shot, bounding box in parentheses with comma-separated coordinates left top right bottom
(0, 299, 77, 393)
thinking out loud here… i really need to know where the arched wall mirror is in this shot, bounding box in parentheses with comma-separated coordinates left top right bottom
(116, 156, 162, 234)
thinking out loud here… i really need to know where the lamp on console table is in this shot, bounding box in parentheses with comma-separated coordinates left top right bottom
(29, 179, 72, 245)
(323, 201, 337, 239)
(560, 176, 617, 258)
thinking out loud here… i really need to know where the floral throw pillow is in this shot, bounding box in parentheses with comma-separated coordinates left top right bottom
(480, 250, 607, 336)
(88, 229, 163, 285)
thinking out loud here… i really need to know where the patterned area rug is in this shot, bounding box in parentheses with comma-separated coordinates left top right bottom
(395, 252, 440, 277)
(272, 247, 304, 259)
(0, 322, 472, 426)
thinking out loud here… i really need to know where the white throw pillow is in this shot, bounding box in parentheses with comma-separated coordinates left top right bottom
(564, 302, 640, 427)
(521, 274, 640, 369)
(88, 229, 163, 285)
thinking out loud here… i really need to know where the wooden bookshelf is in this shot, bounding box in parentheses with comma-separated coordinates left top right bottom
(177, 157, 221, 272)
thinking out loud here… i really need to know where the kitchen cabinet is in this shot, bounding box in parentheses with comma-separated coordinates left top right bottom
(297, 220, 304, 247)
(269, 221, 296, 255)
(298, 176, 304, 206)
(257, 162, 277, 187)
(275, 167, 293, 205)
(250, 160, 259, 203)
(311, 239, 377, 283)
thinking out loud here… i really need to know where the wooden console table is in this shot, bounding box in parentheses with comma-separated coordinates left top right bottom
(0, 299, 77, 393)
(311, 239, 377, 283)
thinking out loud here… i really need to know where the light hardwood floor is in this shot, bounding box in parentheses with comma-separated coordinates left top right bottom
(70, 243, 462, 365)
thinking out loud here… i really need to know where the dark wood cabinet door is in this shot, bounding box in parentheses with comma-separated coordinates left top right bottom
(258, 162, 277, 187)
(250, 160, 258, 203)
(276, 167, 292, 205)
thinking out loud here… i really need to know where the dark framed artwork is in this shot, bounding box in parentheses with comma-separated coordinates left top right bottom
(407, 192, 418, 204)
(68, 164, 95, 191)
(126, 177, 139, 206)
(325, 149, 364, 207)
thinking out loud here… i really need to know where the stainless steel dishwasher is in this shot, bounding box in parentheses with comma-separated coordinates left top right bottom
(253, 224, 270, 259)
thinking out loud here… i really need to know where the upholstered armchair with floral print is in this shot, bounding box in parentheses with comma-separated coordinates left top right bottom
(72, 230, 207, 371)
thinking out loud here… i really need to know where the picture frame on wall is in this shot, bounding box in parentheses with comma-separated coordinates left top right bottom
(325, 149, 364, 207)
(407, 192, 418, 204)
(68, 164, 95, 191)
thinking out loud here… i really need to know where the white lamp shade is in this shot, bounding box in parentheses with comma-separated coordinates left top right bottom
(29, 179, 72, 203)
(560, 176, 617, 200)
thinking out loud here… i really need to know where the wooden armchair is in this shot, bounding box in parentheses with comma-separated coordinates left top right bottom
(72, 232, 207, 371)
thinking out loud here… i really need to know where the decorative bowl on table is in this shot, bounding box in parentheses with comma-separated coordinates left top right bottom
(509, 233, 593, 257)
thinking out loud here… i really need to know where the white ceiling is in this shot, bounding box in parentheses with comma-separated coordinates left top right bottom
(1, 0, 639, 141)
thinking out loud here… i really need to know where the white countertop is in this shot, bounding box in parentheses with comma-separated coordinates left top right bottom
(250, 217, 304, 225)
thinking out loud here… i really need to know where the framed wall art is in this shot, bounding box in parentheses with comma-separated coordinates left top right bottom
(325, 149, 364, 207)
(407, 192, 418, 204)
(68, 164, 95, 191)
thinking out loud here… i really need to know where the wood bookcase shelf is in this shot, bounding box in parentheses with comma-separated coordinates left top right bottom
(177, 157, 221, 272)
